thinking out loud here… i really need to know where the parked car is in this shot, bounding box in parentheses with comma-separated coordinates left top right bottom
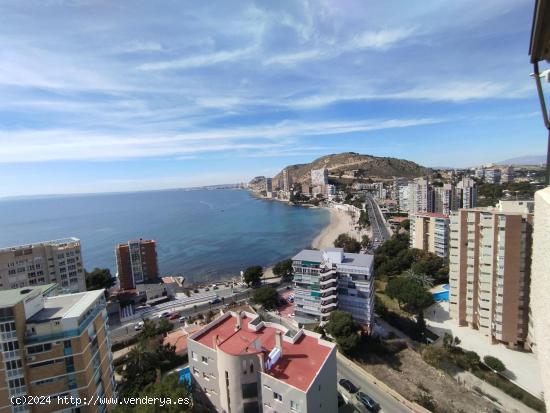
(134, 321, 144, 331)
(339, 378, 359, 394)
(169, 312, 180, 320)
(160, 311, 170, 318)
(193, 289, 199, 293)
(178, 316, 187, 323)
(213, 286, 219, 290)
(210, 298, 221, 305)
(356, 392, 380, 412)
(205, 288, 210, 292)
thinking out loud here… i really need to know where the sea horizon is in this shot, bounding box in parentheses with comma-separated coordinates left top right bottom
(0, 188, 329, 284)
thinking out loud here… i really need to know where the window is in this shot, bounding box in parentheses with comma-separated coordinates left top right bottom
(201, 356, 208, 364)
(191, 351, 198, 361)
(27, 343, 52, 355)
(273, 392, 283, 402)
(192, 367, 199, 375)
(202, 372, 209, 381)
(9, 378, 25, 388)
(291, 400, 300, 411)
(242, 382, 258, 399)
(250, 361, 254, 374)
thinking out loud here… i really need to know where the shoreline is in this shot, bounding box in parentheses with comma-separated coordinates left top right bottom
(187, 194, 362, 288)
(311, 207, 360, 250)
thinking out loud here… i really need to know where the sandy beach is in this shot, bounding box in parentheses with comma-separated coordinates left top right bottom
(311, 207, 359, 250)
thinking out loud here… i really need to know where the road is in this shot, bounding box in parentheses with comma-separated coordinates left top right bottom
(337, 356, 412, 413)
(365, 194, 392, 249)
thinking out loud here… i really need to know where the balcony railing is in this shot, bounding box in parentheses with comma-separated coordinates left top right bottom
(26, 304, 105, 344)
(0, 331, 18, 342)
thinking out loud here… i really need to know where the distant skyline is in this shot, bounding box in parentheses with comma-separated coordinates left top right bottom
(0, 0, 548, 197)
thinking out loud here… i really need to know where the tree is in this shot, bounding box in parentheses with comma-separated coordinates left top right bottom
(251, 286, 279, 309)
(273, 259, 293, 280)
(385, 277, 434, 314)
(156, 318, 172, 336)
(484, 355, 506, 373)
(403, 269, 434, 289)
(120, 374, 193, 413)
(243, 266, 263, 286)
(85, 268, 115, 291)
(334, 233, 361, 253)
(400, 219, 410, 231)
(463, 351, 481, 370)
(361, 235, 371, 249)
(324, 311, 361, 354)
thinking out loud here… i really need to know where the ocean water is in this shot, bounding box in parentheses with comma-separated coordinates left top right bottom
(0, 189, 329, 283)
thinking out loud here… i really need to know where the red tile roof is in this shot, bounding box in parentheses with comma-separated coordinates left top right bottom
(193, 314, 333, 392)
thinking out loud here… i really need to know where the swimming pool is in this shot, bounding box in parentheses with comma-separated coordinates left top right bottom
(432, 284, 450, 302)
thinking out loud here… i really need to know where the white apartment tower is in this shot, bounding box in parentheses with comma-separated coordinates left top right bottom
(456, 177, 478, 209)
(408, 177, 434, 215)
(311, 168, 329, 186)
(0, 238, 86, 293)
(292, 248, 374, 328)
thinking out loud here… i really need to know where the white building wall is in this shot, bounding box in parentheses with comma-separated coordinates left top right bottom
(531, 187, 550, 409)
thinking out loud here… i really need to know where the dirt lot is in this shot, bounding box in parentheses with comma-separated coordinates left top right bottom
(358, 344, 497, 413)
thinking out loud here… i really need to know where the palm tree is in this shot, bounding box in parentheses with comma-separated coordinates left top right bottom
(402, 269, 434, 289)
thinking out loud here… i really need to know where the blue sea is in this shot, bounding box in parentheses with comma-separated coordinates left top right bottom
(0, 189, 329, 283)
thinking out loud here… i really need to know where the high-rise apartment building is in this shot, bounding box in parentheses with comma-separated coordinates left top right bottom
(434, 184, 456, 216)
(0, 285, 114, 413)
(449, 201, 533, 348)
(188, 311, 337, 413)
(0, 238, 85, 293)
(282, 169, 292, 192)
(292, 248, 374, 328)
(531, 187, 550, 407)
(456, 177, 478, 209)
(409, 213, 450, 258)
(475, 168, 485, 179)
(501, 166, 515, 184)
(115, 239, 159, 290)
(484, 169, 502, 184)
(398, 185, 410, 213)
(310, 168, 328, 186)
(264, 177, 273, 194)
(408, 177, 434, 215)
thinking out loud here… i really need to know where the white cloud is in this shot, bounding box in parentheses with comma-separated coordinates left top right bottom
(137, 48, 253, 71)
(115, 41, 164, 53)
(0, 117, 442, 163)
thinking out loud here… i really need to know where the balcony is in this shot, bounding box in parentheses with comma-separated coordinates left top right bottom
(26, 304, 105, 344)
(0, 330, 17, 342)
(321, 301, 338, 311)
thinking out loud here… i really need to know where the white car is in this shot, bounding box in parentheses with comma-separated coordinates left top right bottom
(134, 321, 144, 331)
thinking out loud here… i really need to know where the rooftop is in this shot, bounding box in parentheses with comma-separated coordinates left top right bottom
(28, 289, 104, 323)
(164, 325, 201, 355)
(413, 212, 449, 219)
(339, 252, 374, 268)
(0, 284, 57, 308)
(292, 249, 322, 263)
(293, 249, 373, 268)
(0, 237, 80, 253)
(192, 313, 334, 392)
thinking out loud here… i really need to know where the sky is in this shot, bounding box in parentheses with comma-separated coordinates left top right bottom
(0, 0, 548, 197)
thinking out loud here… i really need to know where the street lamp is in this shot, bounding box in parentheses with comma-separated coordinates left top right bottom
(529, 0, 550, 185)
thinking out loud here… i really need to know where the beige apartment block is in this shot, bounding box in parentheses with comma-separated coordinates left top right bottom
(531, 187, 550, 408)
(188, 311, 337, 413)
(0, 238, 86, 293)
(449, 201, 533, 348)
(0, 285, 114, 413)
(409, 213, 450, 258)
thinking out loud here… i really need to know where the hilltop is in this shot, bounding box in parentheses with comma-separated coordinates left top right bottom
(267, 152, 430, 186)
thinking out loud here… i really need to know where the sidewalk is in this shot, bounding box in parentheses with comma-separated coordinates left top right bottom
(425, 301, 543, 398)
(454, 370, 539, 413)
